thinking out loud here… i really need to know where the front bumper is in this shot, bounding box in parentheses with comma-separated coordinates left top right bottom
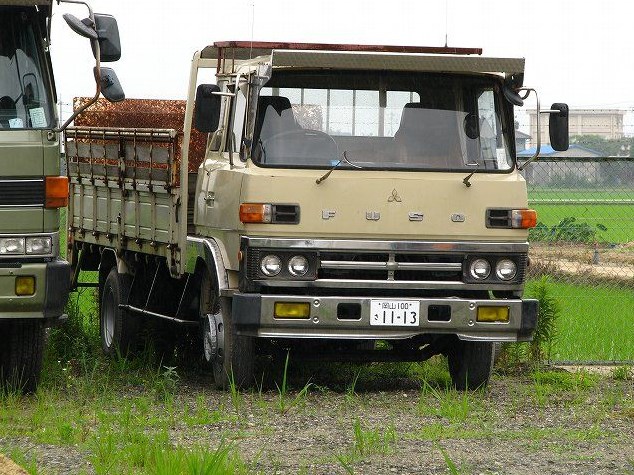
(0, 259, 71, 322)
(233, 293, 538, 342)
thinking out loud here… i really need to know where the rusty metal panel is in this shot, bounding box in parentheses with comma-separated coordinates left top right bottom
(269, 51, 525, 75)
(73, 97, 207, 172)
(0, 1, 50, 5)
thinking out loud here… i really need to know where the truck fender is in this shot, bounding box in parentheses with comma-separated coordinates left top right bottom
(97, 247, 130, 298)
(185, 236, 229, 292)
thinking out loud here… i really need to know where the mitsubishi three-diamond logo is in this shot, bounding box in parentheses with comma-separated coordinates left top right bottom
(388, 189, 402, 203)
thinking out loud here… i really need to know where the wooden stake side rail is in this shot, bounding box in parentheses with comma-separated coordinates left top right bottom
(64, 126, 183, 268)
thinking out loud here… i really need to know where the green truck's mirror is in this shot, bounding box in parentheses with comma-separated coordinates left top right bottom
(99, 67, 125, 103)
(63, 13, 98, 40)
(549, 103, 569, 151)
(194, 84, 221, 133)
(64, 12, 121, 62)
(91, 14, 121, 62)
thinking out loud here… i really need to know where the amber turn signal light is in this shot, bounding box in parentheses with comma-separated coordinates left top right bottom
(511, 209, 537, 229)
(239, 203, 272, 223)
(45, 176, 69, 209)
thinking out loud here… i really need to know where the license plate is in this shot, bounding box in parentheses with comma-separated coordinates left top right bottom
(370, 299, 420, 326)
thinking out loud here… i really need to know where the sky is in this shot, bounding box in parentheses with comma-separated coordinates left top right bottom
(49, 0, 634, 131)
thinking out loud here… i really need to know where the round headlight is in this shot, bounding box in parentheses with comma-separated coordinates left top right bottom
(469, 258, 491, 279)
(288, 255, 309, 276)
(496, 259, 517, 280)
(260, 255, 282, 276)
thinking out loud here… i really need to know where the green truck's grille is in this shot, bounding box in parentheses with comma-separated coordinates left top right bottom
(0, 179, 45, 207)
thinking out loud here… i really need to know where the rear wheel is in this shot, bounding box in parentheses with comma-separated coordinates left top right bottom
(100, 267, 138, 357)
(447, 339, 494, 390)
(199, 269, 254, 389)
(0, 320, 45, 393)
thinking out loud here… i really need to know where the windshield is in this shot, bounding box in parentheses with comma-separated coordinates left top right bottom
(251, 71, 513, 172)
(0, 8, 54, 130)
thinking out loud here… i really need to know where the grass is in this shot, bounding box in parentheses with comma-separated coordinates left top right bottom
(528, 188, 634, 244)
(530, 203, 634, 244)
(525, 279, 634, 361)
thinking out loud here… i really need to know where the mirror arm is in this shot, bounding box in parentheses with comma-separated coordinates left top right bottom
(54, 0, 102, 132)
(517, 87, 540, 171)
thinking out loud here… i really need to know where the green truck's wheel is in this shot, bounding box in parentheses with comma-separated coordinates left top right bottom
(100, 268, 138, 357)
(447, 339, 494, 391)
(0, 320, 45, 393)
(199, 269, 254, 390)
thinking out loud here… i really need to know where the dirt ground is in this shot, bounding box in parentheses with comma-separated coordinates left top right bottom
(1, 367, 633, 475)
(0, 454, 28, 475)
(530, 243, 634, 283)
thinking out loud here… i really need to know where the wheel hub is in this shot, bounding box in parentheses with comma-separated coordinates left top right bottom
(203, 311, 224, 363)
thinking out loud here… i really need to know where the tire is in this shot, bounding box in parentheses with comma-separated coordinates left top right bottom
(100, 267, 138, 357)
(199, 269, 254, 390)
(0, 320, 45, 393)
(447, 339, 494, 391)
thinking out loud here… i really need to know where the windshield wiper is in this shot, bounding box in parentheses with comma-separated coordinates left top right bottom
(462, 162, 479, 188)
(315, 151, 362, 185)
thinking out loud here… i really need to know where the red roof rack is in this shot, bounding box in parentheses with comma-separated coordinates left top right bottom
(202, 41, 482, 60)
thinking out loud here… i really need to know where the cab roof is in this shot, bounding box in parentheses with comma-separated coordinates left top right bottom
(201, 41, 524, 78)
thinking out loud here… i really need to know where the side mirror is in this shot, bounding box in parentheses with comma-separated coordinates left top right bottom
(64, 12, 121, 62)
(91, 14, 121, 62)
(63, 13, 98, 40)
(194, 84, 221, 133)
(549, 103, 569, 151)
(503, 86, 524, 107)
(98, 67, 125, 102)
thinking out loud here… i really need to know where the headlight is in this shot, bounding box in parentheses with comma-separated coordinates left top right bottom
(469, 259, 491, 279)
(260, 255, 282, 276)
(0, 237, 25, 255)
(288, 255, 309, 276)
(26, 236, 52, 255)
(496, 259, 517, 280)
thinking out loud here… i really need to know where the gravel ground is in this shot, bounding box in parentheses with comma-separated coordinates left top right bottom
(1, 368, 633, 474)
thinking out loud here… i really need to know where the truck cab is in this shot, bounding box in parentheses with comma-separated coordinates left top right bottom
(193, 43, 557, 389)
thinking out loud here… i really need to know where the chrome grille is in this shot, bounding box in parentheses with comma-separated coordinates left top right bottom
(318, 252, 464, 282)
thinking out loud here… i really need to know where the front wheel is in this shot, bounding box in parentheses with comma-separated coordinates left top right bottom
(447, 339, 494, 390)
(0, 320, 45, 393)
(100, 267, 138, 357)
(199, 269, 254, 390)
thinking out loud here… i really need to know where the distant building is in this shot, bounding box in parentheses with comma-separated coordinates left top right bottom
(515, 129, 530, 152)
(527, 109, 625, 145)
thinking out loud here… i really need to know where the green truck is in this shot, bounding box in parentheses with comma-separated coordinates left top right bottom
(0, 0, 123, 392)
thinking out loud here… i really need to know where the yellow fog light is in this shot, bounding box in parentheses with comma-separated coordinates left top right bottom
(15, 276, 36, 296)
(274, 302, 310, 319)
(476, 306, 509, 323)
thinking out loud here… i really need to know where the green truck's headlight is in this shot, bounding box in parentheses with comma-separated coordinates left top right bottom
(0, 237, 25, 255)
(26, 236, 53, 255)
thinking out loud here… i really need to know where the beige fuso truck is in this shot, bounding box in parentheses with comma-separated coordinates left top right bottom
(0, 0, 123, 392)
(65, 42, 568, 390)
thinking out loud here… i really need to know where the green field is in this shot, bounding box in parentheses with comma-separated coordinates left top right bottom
(525, 279, 634, 362)
(528, 188, 634, 244)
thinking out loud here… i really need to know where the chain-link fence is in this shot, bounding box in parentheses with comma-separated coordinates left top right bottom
(523, 157, 634, 363)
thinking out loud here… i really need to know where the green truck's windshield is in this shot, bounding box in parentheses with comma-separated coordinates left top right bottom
(0, 8, 54, 130)
(250, 71, 513, 172)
